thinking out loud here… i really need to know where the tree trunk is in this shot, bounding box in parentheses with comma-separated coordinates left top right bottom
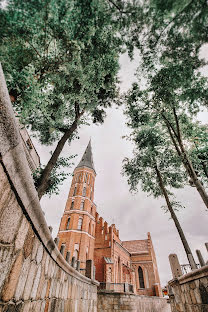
(36, 120, 78, 199)
(163, 117, 208, 209)
(155, 165, 195, 265)
(179, 142, 208, 209)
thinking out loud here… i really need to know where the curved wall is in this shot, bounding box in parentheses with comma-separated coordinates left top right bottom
(0, 63, 98, 311)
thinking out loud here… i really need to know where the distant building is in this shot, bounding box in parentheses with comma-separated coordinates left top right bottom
(57, 141, 162, 297)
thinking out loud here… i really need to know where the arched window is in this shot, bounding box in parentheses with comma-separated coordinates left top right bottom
(73, 186, 77, 196)
(80, 201, 84, 211)
(66, 217, 70, 230)
(90, 187, 93, 200)
(70, 201, 74, 210)
(83, 187, 86, 196)
(138, 266, 145, 289)
(77, 218, 83, 230)
(91, 206, 93, 215)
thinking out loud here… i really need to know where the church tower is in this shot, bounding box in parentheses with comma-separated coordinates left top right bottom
(57, 141, 97, 273)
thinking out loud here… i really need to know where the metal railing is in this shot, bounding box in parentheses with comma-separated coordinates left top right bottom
(181, 263, 201, 275)
(98, 282, 134, 293)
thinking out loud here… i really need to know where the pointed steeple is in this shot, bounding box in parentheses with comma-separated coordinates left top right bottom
(76, 140, 96, 173)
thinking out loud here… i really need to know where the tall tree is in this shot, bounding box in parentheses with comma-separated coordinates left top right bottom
(125, 78, 208, 208)
(0, 0, 121, 198)
(108, 1, 208, 207)
(123, 125, 196, 263)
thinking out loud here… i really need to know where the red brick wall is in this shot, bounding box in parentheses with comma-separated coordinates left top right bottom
(57, 167, 96, 270)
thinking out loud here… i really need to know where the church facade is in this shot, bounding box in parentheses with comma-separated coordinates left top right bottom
(57, 141, 162, 297)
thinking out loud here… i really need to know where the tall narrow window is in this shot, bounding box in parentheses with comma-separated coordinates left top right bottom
(91, 206, 93, 215)
(88, 175, 91, 185)
(85, 173, 88, 182)
(92, 224, 94, 236)
(76, 174, 80, 182)
(80, 201, 84, 211)
(77, 218, 83, 230)
(73, 186, 77, 196)
(66, 217, 70, 230)
(90, 188, 93, 200)
(138, 266, 145, 289)
(70, 201, 74, 210)
(83, 187, 86, 196)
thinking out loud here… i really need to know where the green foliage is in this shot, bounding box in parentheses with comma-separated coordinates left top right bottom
(33, 155, 76, 196)
(125, 78, 208, 186)
(123, 124, 187, 199)
(0, 0, 123, 197)
(0, 0, 121, 144)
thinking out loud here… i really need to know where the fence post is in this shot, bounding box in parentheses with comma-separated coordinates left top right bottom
(60, 244, 65, 255)
(76, 260, 80, 272)
(196, 250, 205, 267)
(54, 237, 59, 245)
(169, 254, 182, 278)
(66, 251, 70, 263)
(71, 256, 76, 268)
(188, 254, 197, 270)
(48, 226, 53, 233)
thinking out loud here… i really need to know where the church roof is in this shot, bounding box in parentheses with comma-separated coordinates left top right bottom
(76, 140, 96, 173)
(122, 240, 149, 254)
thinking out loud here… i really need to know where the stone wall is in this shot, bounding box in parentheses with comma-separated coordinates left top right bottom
(168, 265, 208, 312)
(97, 291, 170, 312)
(0, 63, 98, 311)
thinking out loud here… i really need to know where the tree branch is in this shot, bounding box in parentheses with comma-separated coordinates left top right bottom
(161, 112, 179, 140)
(153, 0, 195, 49)
(107, 0, 132, 14)
(163, 118, 182, 158)
(172, 107, 182, 143)
(26, 40, 42, 58)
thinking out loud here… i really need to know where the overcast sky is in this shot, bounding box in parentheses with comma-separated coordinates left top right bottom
(34, 52, 208, 287)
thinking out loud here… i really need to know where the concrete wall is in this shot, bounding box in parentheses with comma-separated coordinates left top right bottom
(0, 63, 98, 311)
(168, 265, 208, 312)
(97, 292, 170, 312)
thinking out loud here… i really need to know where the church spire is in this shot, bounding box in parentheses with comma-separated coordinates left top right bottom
(76, 140, 96, 173)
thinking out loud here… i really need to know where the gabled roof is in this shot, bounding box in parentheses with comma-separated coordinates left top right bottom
(76, 140, 96, 173)
(122, 240, 149, 254)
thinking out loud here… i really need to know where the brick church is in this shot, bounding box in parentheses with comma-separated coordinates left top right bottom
(57, 141, 162, 297)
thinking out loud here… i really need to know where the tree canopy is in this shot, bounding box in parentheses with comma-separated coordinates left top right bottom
(0, 0, 122, 197)
(0, 0, 121, 142)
